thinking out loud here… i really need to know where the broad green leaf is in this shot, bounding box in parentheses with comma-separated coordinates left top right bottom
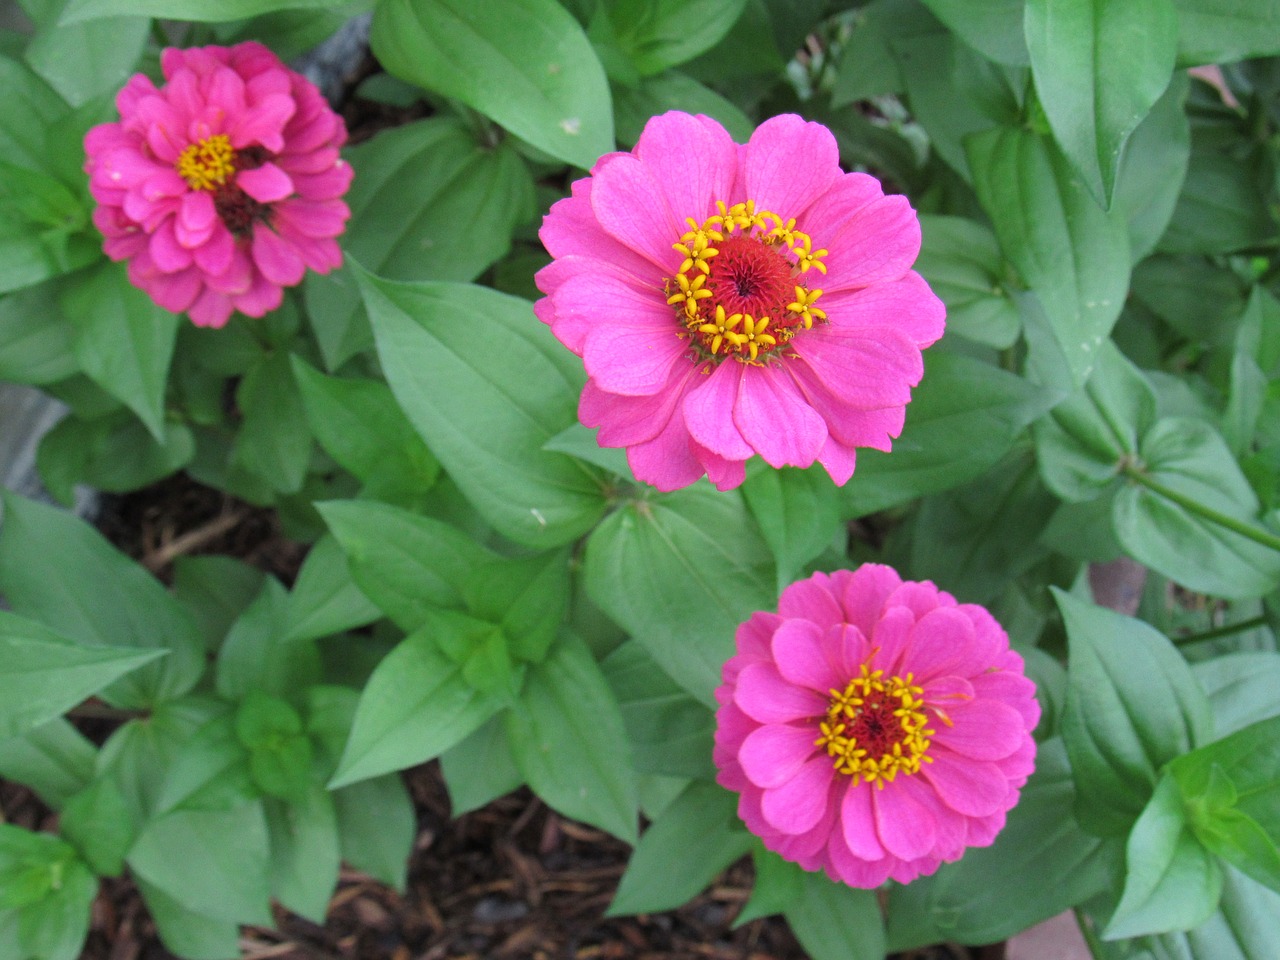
(1130, 254, 1249, 346)
(60, 258, 179, 442)
(1025, 0, 1177, 208)
(24, 2, 148, 106)
(914, 215, 1020, 349)
(172, 555, 266, 653)
(361, 272, 608, 547)
(613, 69, 754, 146)
(0, 826, 79, 910)
(888, 738, 1116, 947)
(1158, 151, 1278, 256)
(291, 357, 439, 500)
(133, 876, 239, 960)
(785, 872, 886, 960)
(1056, 589, 1213, 837)
(0, 54, 69, 171)
(305, 118, 534, 369)
(505, 633, 638, 842)
(318, 499, 495, 631)
(608, 781, 750, 915)
(584, 486, 774, 706)
(236, 691, 313, 802)
(0, 835, 96, 960)
(151, 711, 248, 815)
(440, 715, 523, 815)
(1225, 286, 1280, 456)
(1171, 0, 1280, 65)
(543, 422, 633, 476)
(264, 788, 340, 922)
(36, 412, 194, 507)
(0, 492, 205, 709)
(735, 847, 803, 927)
(607, 0, 747, 76)
(370, 0, 613, 169)
(1034, 339, 1157, 502)
(601, 640, 716, 779)
(1106, 775, 1223, 939)
(1113, 74, 1191, 264)
(1115, 418, 1280, 600)
(0, 281, 77, 385)
(127, 802, 273, 924)
(1193, 653, 1280, 738)
(0, 719, 96, 811)
(329, 626, 504, 788)
(232, 350, 311, 495)
(463, 550, 571, 664)
(215, 578, 320, 705)
(967, 125, 1130, 387)
(58, 778, 134, 877)
(0, 202, 98, 297)
(920, 0, 1027, 65)
(0, 611, 164, 739)
(1137, 866, 1280, 959)
(61, 0, 352, 21)
(331, 775, 415, 890)
(830, 0, 914, 104)
(843, 351, 1053, 516)
(742, 465, 842, 593)
(284, 534, 381, 644)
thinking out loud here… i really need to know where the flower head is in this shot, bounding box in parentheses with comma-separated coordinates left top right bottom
(714, 565, 1038, 888)
(84, 42, 353, 328)
(534, 112, 944, 491)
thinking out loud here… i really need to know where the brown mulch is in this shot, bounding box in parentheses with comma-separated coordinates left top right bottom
(2, 476, 997, 959)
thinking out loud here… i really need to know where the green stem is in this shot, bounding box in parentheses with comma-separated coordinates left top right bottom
(1172, 615, 1269, 646)
(1074, 907, 1106, 960)
(1122, 465, 1280, 554)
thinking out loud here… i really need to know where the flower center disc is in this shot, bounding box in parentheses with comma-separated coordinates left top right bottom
(816, 666, 934, 788)
(664, 200, 828, 365)
(177, 134, 238, 191)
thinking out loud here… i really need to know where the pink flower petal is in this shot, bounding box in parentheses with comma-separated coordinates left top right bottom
(798, 171, 883, 234)
(237, 162, 294, 203)
(777, 574, 844, 628)
(872, 776, 938, 861)
(821, 194, 923, 292)
(840, 783, 887, 860)
(683, 361, 753, 460)
(634, 111, 736, 227)
(789, 325, 922, 410)
(744, 114, 841, 220)
(591, 153, 683, 272)
(739, 723, 822, 789)
(734, 662, 827, 725)
(971, 672, 1041, 729)
(624, 408, 703, 491)
(828, 834, 895, 889)
(933, 698, 1029, 761)
(771, 618, 843, 693)
(838, 564, 902, 638)
(761, 757, 835, 835)
(813, 272, 945, 348)
(733, 365, 827, 468)
(539, 177, 656, 284)
(906, 607, 982, 683)
(581, 293, 688, 396)
(921, 749, 1008, 817)
(581, 362, 695, 447)
(815, 433, 858, 485)
(251, 223, 305, 286)
(867, 606, 915, 675)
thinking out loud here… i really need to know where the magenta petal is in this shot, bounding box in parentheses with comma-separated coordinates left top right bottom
(906, 607, 980, 682)
(739, 723, 821, 788)
(822, 194, 922, 291)
(734, 366, 827, 468)
(799, 172, 882, 234)
(744, 114, 841, 220)
(934, 699, 1028, 761)
(761, 757, 834, 835)
(624, 409, 703, 491)
(840, 783, 887, 860)
(582, 308, 688, 397)
(815, 434, 857, 485)
(634, 111, 735, 225)
(828, 834, 895, 889)
(921, 749, 1008, 817)
(777, 574, 844, 628)
(813, 272, 945, 348)
(971, 672, 1040, 728)
(868, 606, 915, 675)
(791, 325, 922, 409)
(581, 364, 693, 447)
(591, 154, 682, 272)
(838, 564, 902, 637)
(734, 662, 826, 724)
(771, 618, 841, 693)
(539, 179, 656, 283)
(251, 224, 305, 286)
(683, 360, 752, 459)
(872, 777, 938, 861)
(824, 623, 870, 685)
(237, 162, 294, 202)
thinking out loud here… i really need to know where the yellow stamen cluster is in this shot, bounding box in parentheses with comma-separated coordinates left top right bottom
(665, 200, 829, 364)
(815, 665, 934, 788)
(176, 134, 237, 191)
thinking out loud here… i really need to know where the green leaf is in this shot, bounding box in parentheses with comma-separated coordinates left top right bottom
(361, 272, 607, 547)
(215, 578, 320, 705)
(370, 0, 613, 169)
(133, 876, 239, 960)
(0, 826, 78, 910)
(0, 832, 96, 960)
(888, 737, 1115, 946)
(1193, 653, 1280, 738)
(1225, 287, 1280, 455)
(830, 0, 917, 104)
(506, 633, 637, 842)
(60, 260, 179, 441)
(0, 611, 164, 739)
(329, 626, 504, 788)
(0, 281, 78, 385)
(967, 125, 1130, 387)
(914, 215, 1020, 349)
(127, 802, 273, 924)
(331, 775, 415, 890)
(741, 465, 841, 593)
(318, 499, 495, 631)
(920, 0, 1027, 65)
(59, 778, 135, 877)
(284, 534, 381, 644)
(843, 351, 1053, 515)
(1024, 0, 1177, 208)
(305, 118, 534, 369)
(608, 781, 750, 915)
(1106, 774, 1223, 939)
(0, 719, 96, 811)
(1171, 0, 1280, 65)
(1055, 588, 1213, 837)
(439, 715, 523, 815)
(291, 357, 439, 500)
(584, 486, 774, 706)
(1158, 151, 1278, 256)
(463, 549, 571, 664)
(607, 0, 747, 76)
(601, 641, 715, 780)
(1115, 418, 1280, 600)
(613, 69, 754, 146)
(785, 871, 886, 960)
(0, 492, 204, 709)
(24, 2, 148, 106)
(1113, 73, 1191, 264)
(0, 54, 69, 171)
(264, 787, 340, 923)
(172, 555, 266, 653)
(236, 691, 313, 801)
(61, 0, 352, 21)
(1034, 339, 1157, 502)
(232, 350, 311, 495)
(735, 847, 803, 927)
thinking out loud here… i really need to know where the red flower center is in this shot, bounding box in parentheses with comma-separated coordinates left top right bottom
(816, 665, 934, 788)
(664, 200, 828, 365)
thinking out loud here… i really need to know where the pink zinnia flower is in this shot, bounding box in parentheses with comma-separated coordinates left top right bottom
(84, 42, 353, 328)
(534, 111, 944, 491)
(714, 566, 1038, 888)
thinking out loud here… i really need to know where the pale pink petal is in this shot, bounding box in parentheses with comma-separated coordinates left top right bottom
(761, 757, 835, 835)
(797, 172, 883, 234)
(739, 723, 822, 789)
(789, 325, 922, 410)
(733, 366, 827, 468)
(838, 564, 902, 637)
(581, 363, 697, 447)
(539, 178, 656, 284)
(744, 114, 841, 220)
(683, 360, 753, 460)
(734, 662, 826, 724)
